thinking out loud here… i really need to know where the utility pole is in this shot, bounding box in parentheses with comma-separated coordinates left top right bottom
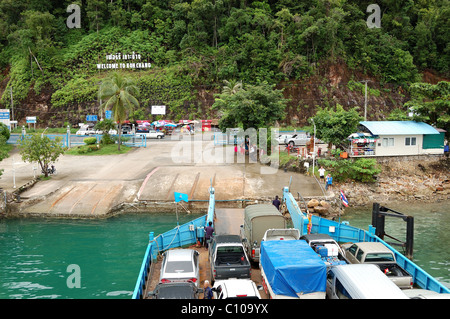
(362, 80, 369, 121)
(10, 86, 14, 121)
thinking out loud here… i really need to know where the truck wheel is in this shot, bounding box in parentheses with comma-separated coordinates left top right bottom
(157, 135, 162, 139)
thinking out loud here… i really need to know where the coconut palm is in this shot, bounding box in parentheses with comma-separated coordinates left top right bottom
(98, 72, 139, 150)
(222, 80, 243, 95)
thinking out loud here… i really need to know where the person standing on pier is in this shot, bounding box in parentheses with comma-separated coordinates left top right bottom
(203, 280, 213, 299)
(204, 221, 214, 248)
(272, 195, 281, 211)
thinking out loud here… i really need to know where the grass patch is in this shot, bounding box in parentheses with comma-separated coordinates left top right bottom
(65, 143, 132, 156)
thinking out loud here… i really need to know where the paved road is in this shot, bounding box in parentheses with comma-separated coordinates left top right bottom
(0, 132, 323, 217)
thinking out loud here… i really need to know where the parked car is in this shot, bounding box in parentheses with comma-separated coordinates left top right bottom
(159, 249, 200, 287)
(212, 279, 261, 299)
(76, 125, 95, 136)
(136, 130, 165, 139)
(275, 134, 293, 144)
(284, 133, 310, 146)
(148, 282, 203, 299)
(342, 242, 413, 289)
(326, 264, 408, 299)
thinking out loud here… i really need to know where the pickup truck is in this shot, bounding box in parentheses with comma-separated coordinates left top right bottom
(300, 234, 348, 268)
(262, 228, 300, 242)
(208, 235, 251, 283)
(212, 279, 261, 299)
(260, 240, 327, 299)
(342, 242, 413, 289)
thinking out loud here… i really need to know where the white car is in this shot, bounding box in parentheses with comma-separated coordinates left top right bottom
(159, 249, 200, 287)
(212, 279, 261, 299)
(137, 130, 164, 139)
(275, 134, 293, 144)
(76, 126, 95, 135)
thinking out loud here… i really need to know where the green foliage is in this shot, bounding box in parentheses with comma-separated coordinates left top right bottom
(318, 157, 381, 183)
(0, 0, 448, 113)
(403, 81, 450, 138)
(0, 123, 10, 141)
(312, 104, 363, 148)
(83, 137, 97, 145)
(18, 134, 65, 177)
(76, 144, 99, 154)
(98, 72, 139, 150)
(213, 82, 287, 131)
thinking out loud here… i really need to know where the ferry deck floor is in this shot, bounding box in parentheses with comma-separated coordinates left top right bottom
(144, 208, 269, 299)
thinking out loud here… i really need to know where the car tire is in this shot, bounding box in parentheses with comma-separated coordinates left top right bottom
(289, 141, 294, 147)
(157, 135, 162, 139)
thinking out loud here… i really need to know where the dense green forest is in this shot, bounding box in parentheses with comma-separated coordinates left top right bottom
(0, 0, 448, 126)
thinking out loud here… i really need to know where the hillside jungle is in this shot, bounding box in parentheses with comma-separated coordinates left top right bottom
(0, 0, 448, 128)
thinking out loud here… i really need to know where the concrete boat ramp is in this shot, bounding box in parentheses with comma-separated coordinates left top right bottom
(0, 134, 323, 218)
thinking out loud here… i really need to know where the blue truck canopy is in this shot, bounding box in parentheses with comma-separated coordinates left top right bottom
(260, 240, 327, 297)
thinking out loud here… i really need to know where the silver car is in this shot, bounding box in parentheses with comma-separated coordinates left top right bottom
(159, 249, 200, 287)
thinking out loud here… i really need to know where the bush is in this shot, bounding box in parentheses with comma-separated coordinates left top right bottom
(318, 157, 381, 183)
(83, 137, 97, 145)
(76, 144, 100, 154)
(100, 134, 115, 145)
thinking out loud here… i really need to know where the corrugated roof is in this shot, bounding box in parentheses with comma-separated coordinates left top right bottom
(360, 121, 440, 135)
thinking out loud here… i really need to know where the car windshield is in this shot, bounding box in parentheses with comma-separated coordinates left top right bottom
(364, 252, 395, 262)
(165, 261, 193, 273)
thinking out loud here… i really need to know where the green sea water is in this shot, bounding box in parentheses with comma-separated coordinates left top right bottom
(0, 202, 448, 299)
(0, 213, 201, 299)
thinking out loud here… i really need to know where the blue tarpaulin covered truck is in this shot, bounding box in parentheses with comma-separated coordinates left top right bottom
(260, 240, 327, 299)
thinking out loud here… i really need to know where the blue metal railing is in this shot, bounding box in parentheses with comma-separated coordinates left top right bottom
(7, 133, 147, 148)
(282, 186, 450, 294)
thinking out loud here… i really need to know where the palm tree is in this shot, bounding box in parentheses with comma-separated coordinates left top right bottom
(98, 72, 139, 150)
(222, 80, 243, 95)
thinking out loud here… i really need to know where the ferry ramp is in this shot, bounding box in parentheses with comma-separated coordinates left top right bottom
(214, 208, 244, 235)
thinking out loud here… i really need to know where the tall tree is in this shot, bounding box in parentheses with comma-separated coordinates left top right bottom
(98, 72, 140, 150)
(18, 134, 65, 178)
(213, 82, 286, 131)
(312, 104, 363, 149)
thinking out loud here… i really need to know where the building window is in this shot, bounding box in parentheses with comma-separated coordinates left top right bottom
(382, 138, 394, 147)
(405, 137, 416, 146)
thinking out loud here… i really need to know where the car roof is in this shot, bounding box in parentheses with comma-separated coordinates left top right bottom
(213, 279, 260, 298)
(331, 264, 407, 299)
(352, 242, 392, 253)
(165, 249, 195, 261)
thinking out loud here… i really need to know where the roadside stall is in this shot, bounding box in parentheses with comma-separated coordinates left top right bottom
(348, 133, 378, 156)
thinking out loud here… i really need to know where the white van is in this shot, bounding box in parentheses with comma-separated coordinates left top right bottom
(326, 264, 408, 299)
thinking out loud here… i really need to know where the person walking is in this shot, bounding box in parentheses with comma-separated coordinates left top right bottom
(204, 221, 214, 248)
(325, 174, 333, 191)
(272, 195, 281, 211)
(318, 166, 325, 179)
